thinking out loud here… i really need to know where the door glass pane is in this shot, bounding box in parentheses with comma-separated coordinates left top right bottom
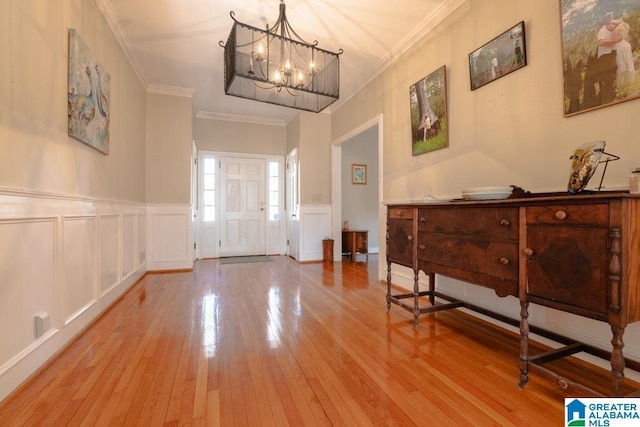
(268, 161, 279, 221)
(202, 156, 216, 222)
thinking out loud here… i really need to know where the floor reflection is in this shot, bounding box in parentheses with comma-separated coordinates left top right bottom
(319, 254, 378, 289)
(266, 288, 282, 348)
(201, 293, 219, 358)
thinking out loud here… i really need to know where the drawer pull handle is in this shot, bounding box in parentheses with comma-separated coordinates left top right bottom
(500, 219, 510, 227)
(419, 244, 426, 250)
(419, 217, 426, 222)
(407, 235, 413, 241)
(499, 257, 510, 265)
(555, 210, 567, 220)
(523, 248, 534, 256)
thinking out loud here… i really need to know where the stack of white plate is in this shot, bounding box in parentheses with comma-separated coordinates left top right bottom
(461, 186, 513, 200)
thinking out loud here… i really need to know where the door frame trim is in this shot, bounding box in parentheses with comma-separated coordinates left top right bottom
(197, 150, 285, 259)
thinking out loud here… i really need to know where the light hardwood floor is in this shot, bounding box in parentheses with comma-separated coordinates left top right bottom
(0, 255, 637, 426)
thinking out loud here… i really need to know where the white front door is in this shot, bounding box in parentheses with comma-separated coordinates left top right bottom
(219, 156, 266, 256)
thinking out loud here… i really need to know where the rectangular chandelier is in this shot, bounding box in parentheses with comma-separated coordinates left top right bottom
(220, 1, 342, 113)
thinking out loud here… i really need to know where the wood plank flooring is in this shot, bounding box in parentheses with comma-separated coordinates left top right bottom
(0, 255, 637, 426)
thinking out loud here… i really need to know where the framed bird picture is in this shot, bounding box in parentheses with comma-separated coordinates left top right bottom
(68, 28, 110, 154)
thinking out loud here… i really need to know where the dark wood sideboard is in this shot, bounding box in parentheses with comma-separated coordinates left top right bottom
(385, 192, 640, 396)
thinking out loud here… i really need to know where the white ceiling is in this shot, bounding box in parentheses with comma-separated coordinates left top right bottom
(97, 0, 462, 125)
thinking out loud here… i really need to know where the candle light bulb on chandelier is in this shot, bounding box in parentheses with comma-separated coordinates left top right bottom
(256, 43, 265, 61)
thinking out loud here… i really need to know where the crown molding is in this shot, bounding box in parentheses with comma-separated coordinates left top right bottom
(336, 0, 467, 109)
(147, 84, 195, 98)
(94, 0, 148, 88)
(196, 111, 286, 127)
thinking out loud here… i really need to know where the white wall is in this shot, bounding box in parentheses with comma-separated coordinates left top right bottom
(195, 117, 287, 156)
(0, 1, 146, 201)
(145, 93, 195, 270)
(297, 205, 332, 262)
(146, 92, 194, 204)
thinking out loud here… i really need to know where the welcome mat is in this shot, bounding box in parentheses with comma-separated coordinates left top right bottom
(220, 256, 273, 265)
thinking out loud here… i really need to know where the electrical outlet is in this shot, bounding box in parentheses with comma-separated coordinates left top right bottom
(34, 312, 50, 338)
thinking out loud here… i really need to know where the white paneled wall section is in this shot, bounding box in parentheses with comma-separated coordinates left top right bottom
(146, 204, 194, 271)
(0, 188, 147, 402)
(296, 204, 331, 262)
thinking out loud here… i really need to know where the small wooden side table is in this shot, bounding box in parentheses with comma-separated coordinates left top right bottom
(342, 229, 368, 261)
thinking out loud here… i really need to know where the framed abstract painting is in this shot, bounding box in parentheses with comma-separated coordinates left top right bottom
(68, 28, 110, 154)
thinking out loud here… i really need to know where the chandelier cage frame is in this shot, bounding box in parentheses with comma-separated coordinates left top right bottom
(219, 1, 343, 113)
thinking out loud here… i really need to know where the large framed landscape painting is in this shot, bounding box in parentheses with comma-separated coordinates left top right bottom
(68, 28, 110, 154)
(561, 0, 640, 116)
(410, 65, 448, 156)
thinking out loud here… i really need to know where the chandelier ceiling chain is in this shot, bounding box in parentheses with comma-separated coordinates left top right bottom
(219, 0, 343, 112)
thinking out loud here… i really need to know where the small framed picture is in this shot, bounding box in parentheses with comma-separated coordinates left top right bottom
(352, 164, 367, 185)
(468, 21, 527, 90)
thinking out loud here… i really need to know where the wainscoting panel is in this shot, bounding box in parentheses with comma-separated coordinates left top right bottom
(147, 205, 193, 271)
(99, 215, 120, 295)
(122, 214, 135, 279)
(0, 188, 147, 403)
(0, 219, 56, 375)
(297, 205, 331, 262)
(138, 214, 146, 266)
(63, 216, 98, 324)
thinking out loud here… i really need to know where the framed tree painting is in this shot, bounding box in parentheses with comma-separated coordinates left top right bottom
(410, 65, 448, 156)
(561, 0, 640, 116)
(468, 21, 527, 90)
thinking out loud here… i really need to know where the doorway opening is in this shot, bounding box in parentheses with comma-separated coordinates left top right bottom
(331, 115, 384, 279)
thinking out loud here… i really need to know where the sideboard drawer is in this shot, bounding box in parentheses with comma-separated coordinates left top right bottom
(526, 204, 609, 226)
(417, 207, 518, 240)
(389, 207, 414, 220)
(417, 234, 519, 281)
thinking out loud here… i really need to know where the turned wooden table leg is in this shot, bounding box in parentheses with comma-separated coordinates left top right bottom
(611, 325, 626, 396)
(386, 261, 392, 312)
(428, 272, 435, 306)
(412, 269, 420, 326)
(608, 228, 625, 396)
(519, 299, 530, 388)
